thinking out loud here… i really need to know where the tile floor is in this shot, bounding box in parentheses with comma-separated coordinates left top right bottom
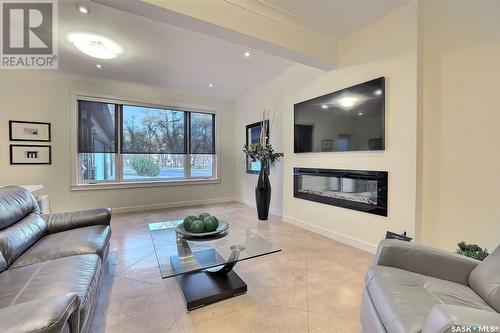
(91, 202, 373, 333)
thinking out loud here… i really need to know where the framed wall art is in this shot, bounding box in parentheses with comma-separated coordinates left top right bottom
(10, 145, 52, 165)
(245, 120, 269, 174)
(321, 139, 333, 151)
(9, 121, 51, 142)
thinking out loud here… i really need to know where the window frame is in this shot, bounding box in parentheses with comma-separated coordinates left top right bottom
(70, 94, 220, 191)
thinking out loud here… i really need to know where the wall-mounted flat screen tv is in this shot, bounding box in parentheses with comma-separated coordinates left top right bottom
(294, 77, 385, 153)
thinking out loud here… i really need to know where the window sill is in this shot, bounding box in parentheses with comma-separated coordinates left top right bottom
(70, 178, 221, 191)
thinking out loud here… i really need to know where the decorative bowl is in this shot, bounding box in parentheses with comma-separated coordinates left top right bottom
(175, 220, 229, 238)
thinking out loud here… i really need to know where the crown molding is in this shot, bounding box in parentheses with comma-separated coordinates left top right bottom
(224, 0, 337, 45)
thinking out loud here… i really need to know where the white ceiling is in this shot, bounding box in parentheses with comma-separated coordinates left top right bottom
(58, 1, 293, 100)
(57, 0, 408, 100)
(262, 0, 409, 42)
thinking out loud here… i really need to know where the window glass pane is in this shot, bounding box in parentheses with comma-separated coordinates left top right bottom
(190, 112, 214, 154)
(79, 153, 115, 182)
(122, 154, 186, 180)
(122, 106, 185, 154)
(191, 154, 214, 178)
(78, 101, 116, 153)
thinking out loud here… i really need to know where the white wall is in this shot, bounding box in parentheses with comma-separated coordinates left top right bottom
(234, 75, 285, 215)
(235, 0, 500, 254)
(234, 66, 323, 215)
(419, 1, 500, 251)
(0, 71, 236, 212)
(235, 3, 419, 253)
(283, 3, 418, 253)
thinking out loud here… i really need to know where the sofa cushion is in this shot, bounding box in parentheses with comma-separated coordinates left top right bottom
(0, 213, 47, 267)
(0, 293, 79, 333)
(11, 225, 111, 269)
(469, 245, 500, 312)
(0, 253, 6, 273)
(0, 186, 40, 230)
(366, 265, 494, 333)
(0, 254, 101, 331)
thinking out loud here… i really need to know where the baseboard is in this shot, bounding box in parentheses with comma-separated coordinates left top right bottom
(113, 197, 236, 214)
(282, 215, 377, 254)
(236, 198, 282, 217)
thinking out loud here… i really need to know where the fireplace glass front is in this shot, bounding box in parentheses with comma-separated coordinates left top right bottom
(293, 168, 388, 216)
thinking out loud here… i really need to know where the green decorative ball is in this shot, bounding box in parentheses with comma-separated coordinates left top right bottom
(190, 220, 205, 233)
(203, 216, 219, 232)
(183, 216, 198, 231)
(199, 213, 210, 221)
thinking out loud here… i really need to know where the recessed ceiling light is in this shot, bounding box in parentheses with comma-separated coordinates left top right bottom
(321, 104, 328, 109)
(77, 5, 90, 14)
(68, 33, 123, 59)
(374, 89, 382, 96)
(338, 96, 358, 108)
(244, 51, 251, 58)
(358, 112, 363, 116)
(208, 83, 214, 88)
(96, 64, 102, 69)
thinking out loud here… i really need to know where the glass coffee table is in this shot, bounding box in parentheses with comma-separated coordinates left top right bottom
(149, 219, 281, 310)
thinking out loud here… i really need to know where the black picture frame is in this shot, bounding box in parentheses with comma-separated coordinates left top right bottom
(245, 120, 269, 174)
(9, 120, 51, 142)
(10, 145, 52, 165)
(321, 139, 333, 151)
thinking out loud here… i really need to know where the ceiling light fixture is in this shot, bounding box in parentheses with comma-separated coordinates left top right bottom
(244, 51, 251, 58)
(338, 96, 358, 108)
(358, 112, 363, 116)
(77, 5, 90, 14)
(374, 89, 382, 96)
(68, 33, 123, 59)
(96, 64, 102, 69)
(321, 104, 328, 109)
(208, 83, 214, 88)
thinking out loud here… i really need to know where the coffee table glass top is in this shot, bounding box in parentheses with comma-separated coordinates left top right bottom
(149, 220, 281, 278)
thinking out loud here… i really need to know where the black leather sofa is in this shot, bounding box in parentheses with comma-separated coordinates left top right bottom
(0, 186, 111, 333)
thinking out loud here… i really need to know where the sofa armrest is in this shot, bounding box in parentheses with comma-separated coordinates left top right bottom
(422, 304, 500, 333)
(43, 208, 111, 234)
(0, 293, 80, 333)
(375, 239, 479, 285)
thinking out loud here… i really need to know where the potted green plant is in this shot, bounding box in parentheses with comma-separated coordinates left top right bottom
(456, 241, 489, 261)
(243, 110, 283, 220)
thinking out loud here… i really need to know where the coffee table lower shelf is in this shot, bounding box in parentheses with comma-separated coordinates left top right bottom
(176, 270, 247, 311)
(149, 220, 280, 311)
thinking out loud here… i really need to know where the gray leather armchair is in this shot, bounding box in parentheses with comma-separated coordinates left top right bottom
(361, 239, 500, 333)
(0, 186, 111, 333)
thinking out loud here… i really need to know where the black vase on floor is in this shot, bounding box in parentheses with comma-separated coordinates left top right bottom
(255, 163, 271, 220)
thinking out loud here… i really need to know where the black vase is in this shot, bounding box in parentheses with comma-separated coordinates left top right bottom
(255, 163, 271, 221)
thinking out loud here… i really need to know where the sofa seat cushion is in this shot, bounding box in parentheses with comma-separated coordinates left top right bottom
(0, 254, 101, 331)
(11, 225, 110, 268)
(366, 266, 495, 333)
(0, 213, 47, 268)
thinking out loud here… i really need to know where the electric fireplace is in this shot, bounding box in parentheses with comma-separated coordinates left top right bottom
(293, 168, 388, 216)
